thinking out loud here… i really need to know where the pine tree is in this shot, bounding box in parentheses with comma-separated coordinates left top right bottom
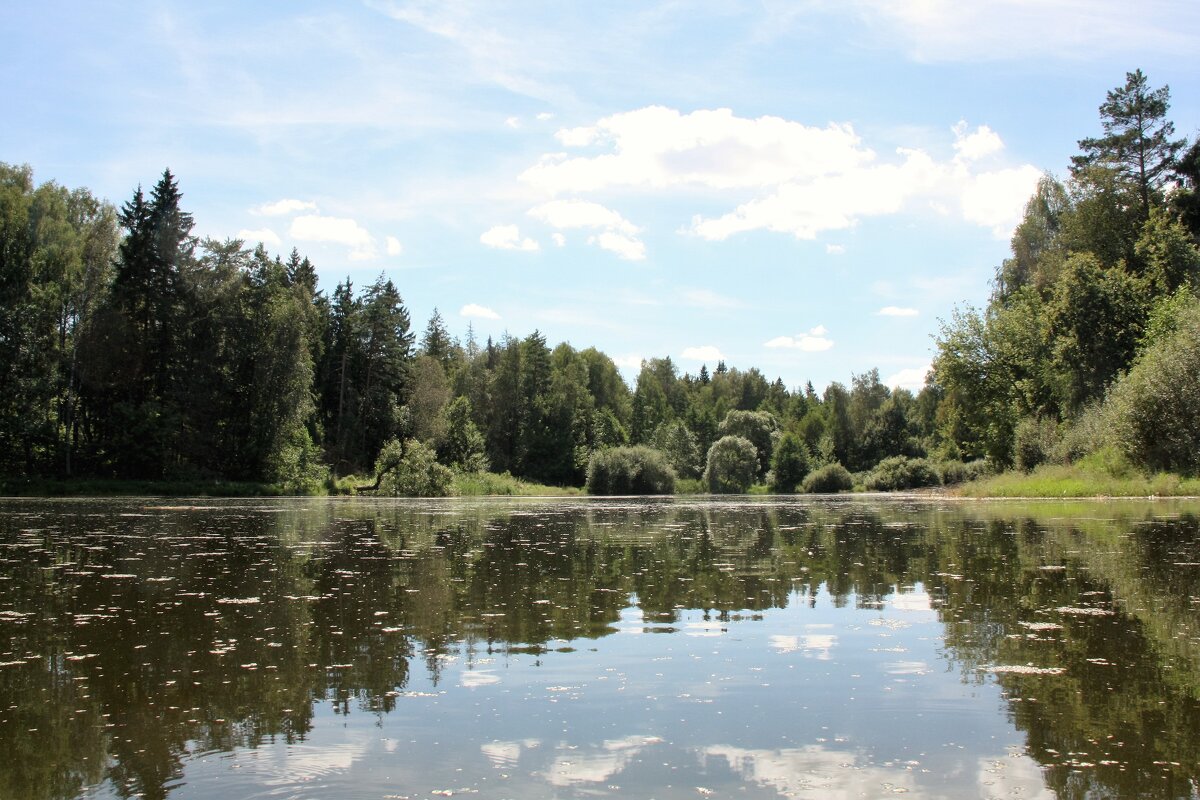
(1071, 70, 1186, 219)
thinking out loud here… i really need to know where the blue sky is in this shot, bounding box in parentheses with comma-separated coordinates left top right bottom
(5, 1, 1199, 392)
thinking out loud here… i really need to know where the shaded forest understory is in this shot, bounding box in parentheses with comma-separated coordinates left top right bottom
(3, 70, 1200, 496)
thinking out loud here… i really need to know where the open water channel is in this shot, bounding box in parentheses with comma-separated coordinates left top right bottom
(0, 496, 1198, 799)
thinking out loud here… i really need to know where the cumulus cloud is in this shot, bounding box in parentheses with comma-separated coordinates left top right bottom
(690, 128, 1039, 241)
(236, 227, 282, 248)
(764, 326, 834, 352)
(551, 232, 566, 246)
(588, 231, 645, 261)
(253, 198, 317, 216)
(519, 108, 1039, 242)
(611, 354, 644, 370)
(682, 345, 723, 361)
(386, 236, 403, 256)
(529, 199, 638, 234)
(525, 107, 871, 194)
(877, 306, 919, 317)
(960, 164, 1044, 236)
(528, 200, 645, 260)
(952, 121, 1004, 161)
(505, 116, 521, 129)
(536, 112, 555, 121)
(480, 224, 540, 251)
(289, 214, 377, 260)
(884, 363, 932, 391)
(460, 303, 500, 320)
(825, 244, 845, 255)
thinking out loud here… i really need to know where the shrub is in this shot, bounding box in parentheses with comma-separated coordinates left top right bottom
(801, 462, 853, 493)
(1050, 403, 1109, 465)
(704, 435, 758, 494)
(376, 439, 453, 497)
(586, 446, 676, 495)
(863, 456, 941, 491)
(936, 459, 990, 486)
(1013, 416, 1061, 472)
(1105, 300, 1200, 474)
(769, 432, 810, 492)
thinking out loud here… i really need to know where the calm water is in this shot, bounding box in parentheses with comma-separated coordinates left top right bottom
(1, 497, 1198, 800)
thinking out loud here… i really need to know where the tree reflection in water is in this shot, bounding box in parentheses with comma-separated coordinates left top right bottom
(0, 497, 1197, 799)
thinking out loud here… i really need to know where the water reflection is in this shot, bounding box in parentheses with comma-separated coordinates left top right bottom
(0, 497, 1197, 799)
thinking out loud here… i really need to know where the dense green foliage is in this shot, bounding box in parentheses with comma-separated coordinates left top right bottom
(862, 456, 941, 491)
(4, 69, 1194, 493)
(1105, 302, 1200, 473)
(0, 164, 950, 494)
(769, 431, 810, 492)
(703, 435, 758, 494)
(375, 439, 453, 497)
(932, 70, 1200, 475)
(801, 462, 853, 493)
(585, 446, 676, 495)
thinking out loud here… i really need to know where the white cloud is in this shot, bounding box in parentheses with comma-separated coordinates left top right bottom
(480, 224, 540, 251)
(825, 244, 845, 255)
(588, 231, 645, 261)
(683, 288, 743, 309)
(386, 236, 403, 256)
(528, 200, 638, 234)
(877, 306, 919, 317)
(551, 232, 566, 247)
(536, 112, 555, 121)
(524, 107, 872, 194)
(252, 198, 317, 217)
(236, 227, 281, 248)
(289, 214, 377, 260)
(460, 303, 500, 320)
(520, 107, 1038, 242)
(505, 116, 521, 129)
(681, 345, 723, 361)
(690, 131, 1037, 241)
(953, 121, 1003, 161)
(529, 200, 646, 259)
(611, 354, 644, 371)
(884, 362, 932, 391)
(555, 126, 599, 147)
(764, 326, 834, 352)
(960, 164, 1043, 237)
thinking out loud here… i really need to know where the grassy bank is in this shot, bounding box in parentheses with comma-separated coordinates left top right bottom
(449, 471, 584, 497)
(958, 453, 1200, 498)
(0, 477, 303, 497)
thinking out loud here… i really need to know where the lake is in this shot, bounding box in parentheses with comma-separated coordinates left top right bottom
(0, 496, 1198, 799)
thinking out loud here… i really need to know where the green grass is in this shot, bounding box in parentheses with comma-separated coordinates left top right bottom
(959, 451, 1200, 498)
(0, 477, 305, 497)
(673, 478, 705, 495)
(450, 471, 584, 497)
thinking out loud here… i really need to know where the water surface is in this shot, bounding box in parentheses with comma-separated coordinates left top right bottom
(1, 496, 1198, 799)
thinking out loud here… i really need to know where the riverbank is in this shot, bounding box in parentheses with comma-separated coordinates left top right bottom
(0, 472, 585, 498)
(955, 459, 1200, 498)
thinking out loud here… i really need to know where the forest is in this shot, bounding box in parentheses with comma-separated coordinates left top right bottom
(2, 70, 1199, 495)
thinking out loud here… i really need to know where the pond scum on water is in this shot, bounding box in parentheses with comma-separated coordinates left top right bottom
(0, 496, 1198, 799)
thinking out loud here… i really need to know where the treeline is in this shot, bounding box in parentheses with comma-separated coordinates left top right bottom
(0, 162, 949, 493)
(932, 70, 1200, 475)
(4, 69, 1197, 493)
